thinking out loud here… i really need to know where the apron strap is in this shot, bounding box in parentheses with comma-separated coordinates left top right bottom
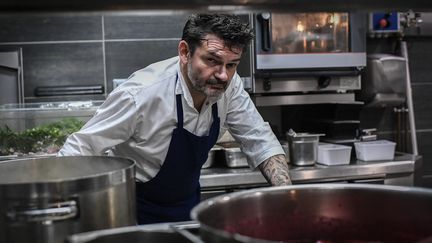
(176, 94, 183, 129)
(211, 102, 218, 118)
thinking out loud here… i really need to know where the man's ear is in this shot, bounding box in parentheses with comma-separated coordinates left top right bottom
(178, 40, 190, 65)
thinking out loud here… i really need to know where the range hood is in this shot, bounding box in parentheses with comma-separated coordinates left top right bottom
(1, 0, 432, 12)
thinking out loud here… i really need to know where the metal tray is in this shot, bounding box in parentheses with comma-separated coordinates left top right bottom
(218, 143, 249, 168)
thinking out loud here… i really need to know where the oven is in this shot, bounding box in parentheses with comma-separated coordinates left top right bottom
(245, 12, 367, 106)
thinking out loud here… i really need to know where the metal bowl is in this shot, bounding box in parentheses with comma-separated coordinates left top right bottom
(192, 184, 432, 243)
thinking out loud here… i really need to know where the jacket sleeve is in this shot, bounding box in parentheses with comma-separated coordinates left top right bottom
(224, 74, 285, 168)
(58, 90, 139, 156)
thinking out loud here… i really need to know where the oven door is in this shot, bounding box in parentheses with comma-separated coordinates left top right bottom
(248, 12, 367, 105)
(254, 12, 366, 71)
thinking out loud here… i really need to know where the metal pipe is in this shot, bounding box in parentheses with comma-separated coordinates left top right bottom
(394, 107, 401, 151)
(399, 41, 418, 155)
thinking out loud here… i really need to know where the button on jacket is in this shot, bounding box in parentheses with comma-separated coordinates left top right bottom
(58, 56, 284, 182)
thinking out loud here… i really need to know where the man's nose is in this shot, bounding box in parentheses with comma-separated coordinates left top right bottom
(214, 65, 229, 82)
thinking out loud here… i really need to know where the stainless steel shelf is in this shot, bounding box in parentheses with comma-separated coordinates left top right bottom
(200, 153, 422, 189)
(252, 93, 360, 106)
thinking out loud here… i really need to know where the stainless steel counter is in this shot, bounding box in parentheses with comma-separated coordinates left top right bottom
(200, 153, 422, 191)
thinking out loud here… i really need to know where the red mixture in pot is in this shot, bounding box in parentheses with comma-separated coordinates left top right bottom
(223, 213, 423, 243)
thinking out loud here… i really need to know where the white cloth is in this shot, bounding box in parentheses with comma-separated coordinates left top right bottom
(58, 56, 284, 182)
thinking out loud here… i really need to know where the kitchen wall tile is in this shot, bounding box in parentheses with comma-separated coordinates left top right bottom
(0, 14, 102, 43)
(422, 177, 432, 188)
(416, 130, 432, 188)
(104, 13, 188, 39)
(405, 38, 432, 84)
(417, 130, 432, 174)
(412, 83, 432, 129)
(20, 43, 104, 98)
(104, 40, 179, 92)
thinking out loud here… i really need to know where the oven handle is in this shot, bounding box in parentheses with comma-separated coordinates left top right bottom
(255, 69, 362, 78)
(259, 13, 272, 52)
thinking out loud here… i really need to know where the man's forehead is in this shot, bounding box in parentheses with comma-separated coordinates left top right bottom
(200, 36, 242, 55)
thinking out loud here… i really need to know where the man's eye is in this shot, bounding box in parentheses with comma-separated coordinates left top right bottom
(227, 63, 238, 69)
(207, 58, 216, 63)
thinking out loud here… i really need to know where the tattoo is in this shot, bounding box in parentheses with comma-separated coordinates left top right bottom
(258, 154, 292, 186)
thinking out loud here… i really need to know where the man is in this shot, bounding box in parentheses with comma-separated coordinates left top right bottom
(58, 13, 291, 224)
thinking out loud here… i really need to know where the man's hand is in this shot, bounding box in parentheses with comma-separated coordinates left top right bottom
(258, 154, 292, 186)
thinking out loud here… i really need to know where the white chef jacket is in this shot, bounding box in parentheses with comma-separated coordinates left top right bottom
(58, 56, 284, 182)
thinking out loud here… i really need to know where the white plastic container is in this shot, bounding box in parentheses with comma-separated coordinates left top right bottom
(354, 140, 396, 161)
(317, 143, 352, 165)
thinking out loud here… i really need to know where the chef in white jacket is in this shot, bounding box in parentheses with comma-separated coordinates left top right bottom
(58, 13, 292, 224)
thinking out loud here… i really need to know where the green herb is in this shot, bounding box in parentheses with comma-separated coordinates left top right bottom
(0, 118, 85, 155)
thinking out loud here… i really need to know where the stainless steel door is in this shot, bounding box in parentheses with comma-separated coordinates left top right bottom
(0, 48, 24, 105)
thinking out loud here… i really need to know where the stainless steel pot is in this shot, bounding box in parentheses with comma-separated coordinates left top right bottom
(0, 156, 136, 243)
(191, 184, 432, 243)
(287, 131, 324, 166)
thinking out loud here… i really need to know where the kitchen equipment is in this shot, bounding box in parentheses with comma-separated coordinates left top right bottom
(0, 100, 102, 132)
(279, 140, 289, 163)
(0, 48, 24, 105)
(286, 130, 324, 166)
(0, 156, 136, 243)
(355, 139, 396, 161)
(317, 143, 352, 165)
(248, 12, 366, 106)
(254, 12, 365, 70)
(34, 85, 104, 96)
(358, 54, 407, 107)
(219, 143, 249, 168)
(191, 184, 432, 243)
(67, 223, 195, 243)
(223, 147, 248, 168)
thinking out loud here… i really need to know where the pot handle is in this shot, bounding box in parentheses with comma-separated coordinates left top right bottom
(7, 200, 78, 222)
(170, 222, 205, 243)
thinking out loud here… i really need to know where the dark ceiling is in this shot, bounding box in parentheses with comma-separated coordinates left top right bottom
(0, 0, 432, 12)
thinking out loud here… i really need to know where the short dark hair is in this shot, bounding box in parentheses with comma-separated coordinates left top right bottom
(181, 13, 254, 55)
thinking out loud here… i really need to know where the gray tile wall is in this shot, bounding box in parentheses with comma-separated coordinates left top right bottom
(0, 12, 252, 102)
(406, 37, 432, 187)
(0, 12, 190, 102)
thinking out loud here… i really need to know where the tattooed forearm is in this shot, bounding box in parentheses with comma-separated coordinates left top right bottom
(258, 154, 292, 186)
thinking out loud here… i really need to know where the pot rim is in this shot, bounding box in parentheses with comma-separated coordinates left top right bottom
(0, 156, 136, 196)
(191, 184, 432, 242)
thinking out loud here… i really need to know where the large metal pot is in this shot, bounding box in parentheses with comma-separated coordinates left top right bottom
(0, 156, 136, 243)
(191, 184, 432, 242)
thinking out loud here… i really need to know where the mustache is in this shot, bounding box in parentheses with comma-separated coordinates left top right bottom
(206, 79, 226, 85)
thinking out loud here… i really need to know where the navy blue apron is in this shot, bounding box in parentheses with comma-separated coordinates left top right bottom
(136, 91, 220, 224)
